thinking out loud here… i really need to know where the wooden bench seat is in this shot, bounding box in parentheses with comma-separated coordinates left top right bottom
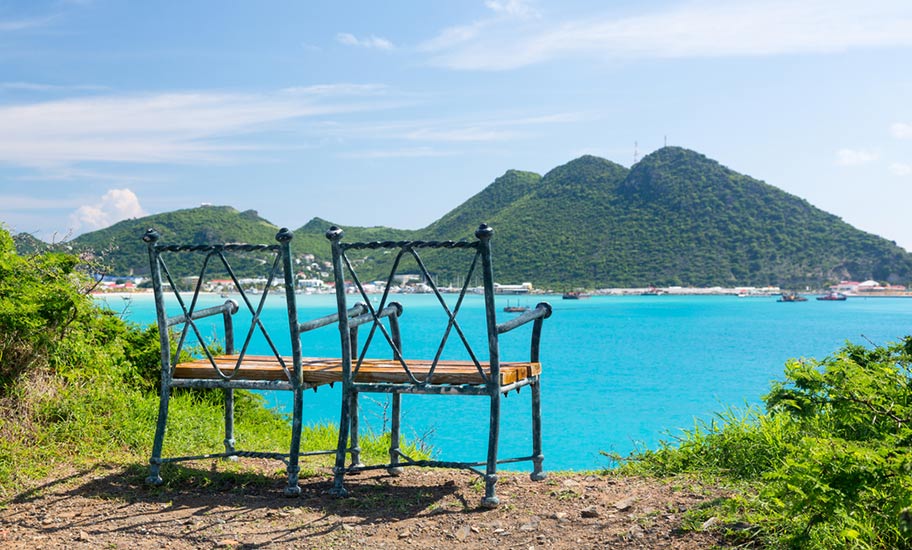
(173, 355, 541, 386)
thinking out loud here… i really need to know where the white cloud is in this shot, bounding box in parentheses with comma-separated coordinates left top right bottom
(890, 162, 912, 176)
(422, 0, 912, 70)
(0, 15, 58, 32)
(484, 0, 540, 19)
(836, 148, 879, 166)
(0, 87, 396, 167)
(891, 122, 912, 139)
(69, 189, 146, 232)
(280, 83, 389, 96)
(338, 147, 458, 159)
(336, 32, 394, 50)
(0, 81, 108, 92)
(316, 110, 583, 144)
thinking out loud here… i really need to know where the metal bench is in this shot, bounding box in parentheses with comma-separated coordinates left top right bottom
(326, 223, 552, 507)
(142, 227, 395, 495)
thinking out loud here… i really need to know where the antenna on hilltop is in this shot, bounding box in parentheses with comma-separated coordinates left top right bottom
(664, 135, 667, 148)
(633, 141, 639, 164)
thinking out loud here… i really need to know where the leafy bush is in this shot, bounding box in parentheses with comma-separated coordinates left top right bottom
(620, 338, 912, 549)
(0, 228, 94, 390)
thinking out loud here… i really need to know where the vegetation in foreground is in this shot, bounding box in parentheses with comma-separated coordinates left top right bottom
(0, 226, 419, 497)
(619, 337, 912, 549)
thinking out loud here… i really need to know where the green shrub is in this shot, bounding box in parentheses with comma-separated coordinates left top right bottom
(620, 338, 912, 549)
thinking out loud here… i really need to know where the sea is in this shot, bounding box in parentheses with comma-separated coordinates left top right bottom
(102, 292, 912, 472)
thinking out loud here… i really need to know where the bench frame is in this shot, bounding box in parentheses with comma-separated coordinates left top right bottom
(142, 227, 350, 496)
(326, 223, 552, 507)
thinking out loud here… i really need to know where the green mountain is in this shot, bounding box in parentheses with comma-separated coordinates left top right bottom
(68, 205, 283, 277)
(11, 232, 50, 256)
(422, 169, 542, 239)
(48, 147, 912, 288)
(292, 217, 417, 260)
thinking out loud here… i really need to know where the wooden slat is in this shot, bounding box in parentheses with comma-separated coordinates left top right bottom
(172, 354, 541, 386)
(172, 355, 292, 381)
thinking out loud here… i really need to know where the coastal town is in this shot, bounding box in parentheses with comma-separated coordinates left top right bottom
(91, 274, 912, 298)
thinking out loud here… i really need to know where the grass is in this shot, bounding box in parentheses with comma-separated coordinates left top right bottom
(0, 370, 428, 499)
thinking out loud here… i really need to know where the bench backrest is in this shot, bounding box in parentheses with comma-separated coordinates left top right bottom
(143, 228, 303, 385)
(327, 223, 516, 386)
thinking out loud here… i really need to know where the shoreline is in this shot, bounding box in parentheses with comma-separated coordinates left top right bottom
(91, 288, 912, 298)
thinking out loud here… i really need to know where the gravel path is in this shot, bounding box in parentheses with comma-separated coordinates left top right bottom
(0, 461, 729, 549)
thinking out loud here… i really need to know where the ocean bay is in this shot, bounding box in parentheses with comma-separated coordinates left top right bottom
(107, 292, 912, 471)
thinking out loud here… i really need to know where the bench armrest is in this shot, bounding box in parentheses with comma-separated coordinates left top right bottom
(349, 302, 403, 329)
(299, 303, 369, 333)
(166, 299, 239, 327)
(496, 302, 552, 334)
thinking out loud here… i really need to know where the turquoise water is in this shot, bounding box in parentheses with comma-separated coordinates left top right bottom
(104, 293, 912, 471)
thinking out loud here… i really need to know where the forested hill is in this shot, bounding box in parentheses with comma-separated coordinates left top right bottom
(24, 147, 912, 288)
(462, 147, 912, 288)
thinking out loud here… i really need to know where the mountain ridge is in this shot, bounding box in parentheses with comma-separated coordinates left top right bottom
(20, 147, 912, 288)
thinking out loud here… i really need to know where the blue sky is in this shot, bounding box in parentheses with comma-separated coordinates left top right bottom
(1, 0, 911, 248)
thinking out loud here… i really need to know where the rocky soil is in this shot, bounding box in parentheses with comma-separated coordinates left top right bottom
(0, 460, 731, 549)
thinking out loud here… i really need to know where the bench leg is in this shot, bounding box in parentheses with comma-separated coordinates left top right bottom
(330, 385, 352, 498)
(146, 383, 170, 486)
(387, 393, 403, 476)
(481, 392, 501, 508)
(283, 389, 303, 497)
(530, 378, 546, 481)
(349, 391, 363, 468)
(223, 389, 237, 460)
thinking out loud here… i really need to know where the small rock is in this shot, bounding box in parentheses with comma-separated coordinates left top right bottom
(551, 511, 568, 521)
(470, 526, 480, 533)
(612, 496, 637, 511)
(519, 523, 537, 532)
(454, 525, 471, 541)
(215, 540, 240, 548)
(561, 479, 580, 487)
(580, 505, 600, 518)
(627, 524, 646, 538)
(340, 523, 354, 532)
(76, 531, 92, 542)
(398, 530, 411, 539)
(702, 516, 721, 530)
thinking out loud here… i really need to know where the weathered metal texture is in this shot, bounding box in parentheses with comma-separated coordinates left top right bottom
(142, 227, 342, 496)
(325, 223, 552, 507)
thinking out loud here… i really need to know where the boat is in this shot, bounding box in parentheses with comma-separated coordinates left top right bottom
(562, 291, 591, 300)
(777, 292, 808, 302)
(503, 300, 530, 313)
(641, 286, 666, 296)
(817, 291, 847, 301)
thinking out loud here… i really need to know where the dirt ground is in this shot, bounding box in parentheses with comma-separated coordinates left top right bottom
(0, 460, 731, 549)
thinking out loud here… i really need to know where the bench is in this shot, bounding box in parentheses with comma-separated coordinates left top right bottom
(326, 223, 552, 507)
(142, 227, 399, 495)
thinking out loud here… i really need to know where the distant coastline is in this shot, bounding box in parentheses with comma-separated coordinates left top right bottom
(90, 287, 912, 298)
